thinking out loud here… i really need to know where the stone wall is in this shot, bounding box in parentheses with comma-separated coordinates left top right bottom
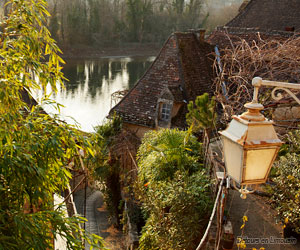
(272, 104, 300, 134)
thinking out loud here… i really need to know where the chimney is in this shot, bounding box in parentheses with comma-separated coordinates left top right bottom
(197, 28, 206, 41)
(188, 28, 206, 41)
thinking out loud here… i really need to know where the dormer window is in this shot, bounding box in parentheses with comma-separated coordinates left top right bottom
(156, 88, 174, 128)
(161, 103, 172, 121)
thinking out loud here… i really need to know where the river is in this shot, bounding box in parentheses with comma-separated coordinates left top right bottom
(34, 56, 155, 132)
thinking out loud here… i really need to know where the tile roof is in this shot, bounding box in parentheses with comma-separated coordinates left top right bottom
(168, 86, 184, 102)
(207, 26, 297, 49)
(20, 89, 49, 116)
(21, 89, 38, 109)
(110, 32, 214, 128)
(226, 0, 300, 32)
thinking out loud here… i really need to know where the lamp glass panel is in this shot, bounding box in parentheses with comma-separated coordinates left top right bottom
(244, 148, 277, 181)
(223, 137, 243, 183)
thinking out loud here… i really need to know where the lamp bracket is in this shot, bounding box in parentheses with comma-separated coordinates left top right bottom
(252, 77, 300, 105)
(271, 87, 300, 105)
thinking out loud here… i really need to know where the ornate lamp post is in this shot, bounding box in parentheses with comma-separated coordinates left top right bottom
(220, 77, 300, 198)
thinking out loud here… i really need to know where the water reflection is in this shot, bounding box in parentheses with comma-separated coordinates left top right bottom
(39, 57, 154, 132)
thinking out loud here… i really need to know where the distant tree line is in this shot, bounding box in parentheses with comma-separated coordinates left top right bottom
(46, 0, 208, 47)
(0, 0, 242, 48)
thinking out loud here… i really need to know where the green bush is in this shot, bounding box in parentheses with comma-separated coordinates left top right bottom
(272, 152, 300, 233)
(136, 129, 212, 250)
(137, 128, 201, 182)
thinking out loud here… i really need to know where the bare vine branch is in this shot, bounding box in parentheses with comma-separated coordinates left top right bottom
(213, 33, 300, 123)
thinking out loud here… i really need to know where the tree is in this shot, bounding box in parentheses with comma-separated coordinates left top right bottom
(136, 129, 212, 250)
(0, 0, 106, 249)
(44, 0, 210, 46)
(186, 93, 216, 140)
(126, 0, 153, 42)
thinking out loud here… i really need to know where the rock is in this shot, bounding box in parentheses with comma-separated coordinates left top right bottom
(273, 107, 287, 120)
(291, 106, 300, 119)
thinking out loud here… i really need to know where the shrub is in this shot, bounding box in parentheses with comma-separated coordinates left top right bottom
(272, 152, 300, 233)
(136, 129, 212, 250)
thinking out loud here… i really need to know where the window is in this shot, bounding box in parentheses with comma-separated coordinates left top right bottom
(161, 103, 172, 121)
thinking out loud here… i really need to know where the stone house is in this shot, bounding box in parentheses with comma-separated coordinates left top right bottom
(108, 30, 216, 249)
(108, 30, 216, 186)
(109, 30, 215, 138)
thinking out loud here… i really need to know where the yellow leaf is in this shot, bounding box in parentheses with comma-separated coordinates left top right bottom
(45, 43, 49, 55)
(43, 9, 51, 17)
(240, 240, 246, 249)
(87, 147, 94, 157)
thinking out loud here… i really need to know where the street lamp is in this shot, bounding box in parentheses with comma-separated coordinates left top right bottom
(219, 77, 300, 198)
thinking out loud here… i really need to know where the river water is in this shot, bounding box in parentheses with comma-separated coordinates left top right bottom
(35, 56, 155, 132)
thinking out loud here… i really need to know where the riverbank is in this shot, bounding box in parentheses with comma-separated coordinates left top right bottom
(59, 43, 160, 60)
